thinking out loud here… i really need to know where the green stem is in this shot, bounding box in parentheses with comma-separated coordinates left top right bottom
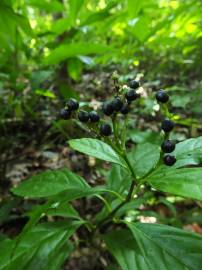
(95, 151, 138, 230)
(112, 114, 121, 148)
(121, 115, 128, 150)
(122, 153, 137, 181)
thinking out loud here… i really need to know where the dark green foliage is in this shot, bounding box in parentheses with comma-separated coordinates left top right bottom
(1, 0, 202, 269)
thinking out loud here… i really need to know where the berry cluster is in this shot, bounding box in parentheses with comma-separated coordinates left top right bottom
(60, 80, 140, 137)
(60, 81, 177, 167)
(156, 90, 176, 166)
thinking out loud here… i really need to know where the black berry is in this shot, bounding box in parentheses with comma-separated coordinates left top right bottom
(100, 123, 112, 136)
(78, 110, 89, 122)
(120, 103, 130, 114)
(66, 98, 79, 110)
(60, 108, 71, 119)
(161, 140, 175, 153)
(156, 90, 169, 103)
(129, 80, 140, 89)
(112, 97, 123, 111)
(161, 119, 174, 133)
(89, 111, 100, 123)
(102, 101, 114, 116)
(163, 155, 176, 166)
(125, 89, 139, 102)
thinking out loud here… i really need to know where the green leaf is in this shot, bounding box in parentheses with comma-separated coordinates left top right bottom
(44, 43, 110, 65)
(35, 89, 56, 99)
(69, 0, 84, 25)
(127, 129, 161, 145)
(69, 138, 127, 169)
(82, 10, 111, 25)
(174, 136, 202, 167)
(12, 168, 90, 198)
(67, 57, 83, 81)
(28, 0, 64, 13)
(107, 164, 132, 194)
(104, 229, 149, 270)
(128, 143, 160, 178)
(59, 83, 79, 100)
(47, 201, 80, 219)
(147, 167, 202, 200)
(0, 221, 79, 270)
(127, 222, 202, 270)
(128, 0, 142, 17)
(52, 17, 71, 35)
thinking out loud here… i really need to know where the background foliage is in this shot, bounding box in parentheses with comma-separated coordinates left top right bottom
(0, 0, 202, 269)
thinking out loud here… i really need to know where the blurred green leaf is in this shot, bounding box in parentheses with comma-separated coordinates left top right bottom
(44, 43, 112, 65)
(128, 0, 142, 17)
(69, 0, 84, 25)
(67, 58, 83, 81)
(35, 89, 56, 99)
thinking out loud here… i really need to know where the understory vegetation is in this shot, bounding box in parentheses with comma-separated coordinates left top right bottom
(0, 0, 202, 269)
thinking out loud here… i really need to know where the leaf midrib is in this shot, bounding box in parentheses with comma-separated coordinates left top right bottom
(131, 224, 190, 270)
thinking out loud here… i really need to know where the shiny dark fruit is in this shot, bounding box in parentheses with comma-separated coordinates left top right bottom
(156, 90, 169, 103)
(102, 101, 114, 116)
(89, 111, 100, 123)
(66, 98, 79, 110)
(161, 140, 175, 153)
(112, 97, 123, 111)
(78, 110, 89, 122)
(125, 89, 139, 101)
(120, 103, 130, 114)
(100, 123, 112, 136)
(163, 155, 176, 166)
(129, 80, 140, 89)
(60, 108, 71, 119)
(161, 119, 175, 132)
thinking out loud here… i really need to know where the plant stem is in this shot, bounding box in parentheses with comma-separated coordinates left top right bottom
(95, 151, 138, 230)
